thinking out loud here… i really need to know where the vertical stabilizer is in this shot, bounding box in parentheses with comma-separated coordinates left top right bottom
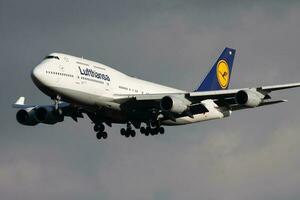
(195, 47, 236, 91)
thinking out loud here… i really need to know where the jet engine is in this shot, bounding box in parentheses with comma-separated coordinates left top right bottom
(160, 96, 191, 114)
(35, 106, 64, 124)
(16, 108, 39, 126)
(235, 89, 264, 107)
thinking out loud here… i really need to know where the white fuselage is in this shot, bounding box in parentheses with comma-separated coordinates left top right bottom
(31, 53, 230, 125)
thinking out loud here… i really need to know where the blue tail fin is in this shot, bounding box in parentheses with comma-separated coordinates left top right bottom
(195, 47, 236, 91)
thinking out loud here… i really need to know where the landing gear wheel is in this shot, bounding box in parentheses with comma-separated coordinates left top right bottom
(145, 127, 151, 136)
(102, 132, 108, 139)
(96, 132, 102, 140)
(99, 124, 105, 132)
(146, 127, 151, 132)
(94, 124, 105, 132)
(94, 125, 99, 132)
(120, 128, 126, 136)
(150, 129, 157, 136)
(125, 130, 130, 138)
(158, 127, 165, 134)
(130, 130, 136, 137)
(140, 127, 146, 134)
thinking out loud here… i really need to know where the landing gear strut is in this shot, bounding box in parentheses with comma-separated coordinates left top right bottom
(119, 120, 165, 139)
(53, 95, 63, 115)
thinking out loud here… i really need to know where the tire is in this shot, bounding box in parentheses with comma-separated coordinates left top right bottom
(99, 124, 105, 132)
(102, 132, 108, 139)
(125, 130, 130, 138)
(140, 127, 146, 134)
(96, 132, 102, 140)
(145, 127, 151, 136)
(130, 130, 136, 137)
(120, 128, 126, 135)
(150, 129, 157, 136)
(94, 124, 105, 132)
(94, 125, 100, 132)
(158, 127, 165, 134)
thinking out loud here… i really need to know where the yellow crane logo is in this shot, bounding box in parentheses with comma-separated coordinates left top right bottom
(216, 60, 230, 89)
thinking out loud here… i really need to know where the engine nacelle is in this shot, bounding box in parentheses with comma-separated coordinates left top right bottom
(160, 96, 191, 114)
(235, 89, 263, 107)
(35, 106, 64, 124)
(16, 108, 39, 126)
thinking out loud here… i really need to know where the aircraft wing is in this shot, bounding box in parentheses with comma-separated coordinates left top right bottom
(260, 82, 300, 92)
(189, 82, 300, 100)
(114, 82, 300, 112)
(12, 96, 84, 122)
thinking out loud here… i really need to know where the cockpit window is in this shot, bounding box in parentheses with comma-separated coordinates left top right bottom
(44, 55, 60, 60)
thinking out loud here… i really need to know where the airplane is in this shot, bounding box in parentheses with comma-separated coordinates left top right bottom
(13, 47, 300, 140)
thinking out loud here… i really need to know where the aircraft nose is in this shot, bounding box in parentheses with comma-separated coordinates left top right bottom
(32, 65, 43, 79)
(31, 65, 44, 85)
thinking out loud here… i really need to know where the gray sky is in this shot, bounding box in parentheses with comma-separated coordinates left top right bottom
(1, 0, 300, 200)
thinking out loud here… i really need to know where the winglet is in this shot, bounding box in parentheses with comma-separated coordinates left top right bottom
(15, 96, 25, 105)
(12, 96, 27, 108)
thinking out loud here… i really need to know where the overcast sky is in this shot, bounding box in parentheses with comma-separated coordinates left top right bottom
(1, 0, 300, 200)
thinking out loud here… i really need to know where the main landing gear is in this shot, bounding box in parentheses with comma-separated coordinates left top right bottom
(93, 122, 165, 140)
(140, 126, 164, 136)
(140, 120, 165, 136)
(94, 124, 108, 140)
(120, 123, 136, 138)
(119, 122, 165, 138)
